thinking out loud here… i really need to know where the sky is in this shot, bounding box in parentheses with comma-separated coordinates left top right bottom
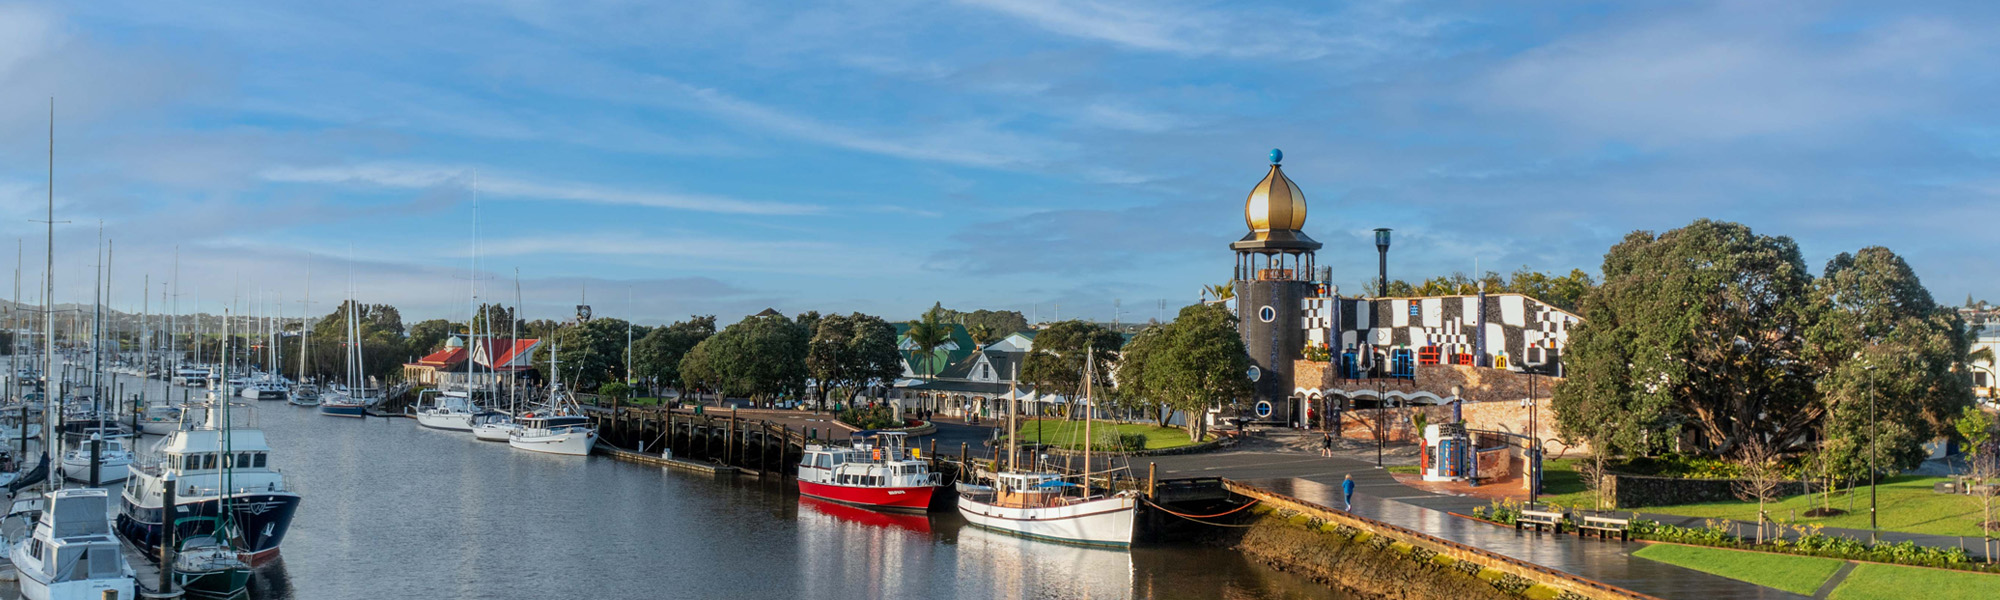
(0, 0, 1996, 326)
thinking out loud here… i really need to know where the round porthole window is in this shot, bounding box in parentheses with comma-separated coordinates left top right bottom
(1255, 400, 1274, 418)
(1258, 305, 1276, 322)
(1247, 365, 1262, 382)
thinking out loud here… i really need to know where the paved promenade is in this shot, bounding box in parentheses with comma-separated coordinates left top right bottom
(1141, 443, 1803, 599)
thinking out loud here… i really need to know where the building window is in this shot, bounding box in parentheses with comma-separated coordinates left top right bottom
(1258, 306, 1276, 322)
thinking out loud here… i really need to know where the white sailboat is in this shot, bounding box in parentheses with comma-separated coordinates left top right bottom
(957, 355, 1138, 547)
(319, 264, 370, 418)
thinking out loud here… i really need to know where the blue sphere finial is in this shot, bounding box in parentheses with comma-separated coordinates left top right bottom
(1269, 148, 1283, 164)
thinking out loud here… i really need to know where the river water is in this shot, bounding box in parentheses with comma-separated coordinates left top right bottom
(90, 372, 1345, 600)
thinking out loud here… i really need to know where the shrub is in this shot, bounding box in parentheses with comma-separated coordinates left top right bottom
(837, 405, 903, 430)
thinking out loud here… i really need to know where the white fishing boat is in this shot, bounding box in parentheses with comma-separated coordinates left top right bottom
(118, 401, 301, 567)
(9, 488, 138, 600)
(59, 435, 133, 484)
(956, 354, 1137, 547)
(286, 383, 321, 407)
(509, 411, 597, 456)
(238, 374, 288, 401)
(139, 404, 183, 435)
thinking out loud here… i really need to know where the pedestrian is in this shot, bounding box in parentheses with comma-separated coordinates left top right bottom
(1319, 432, 1334, 457)
(1342, 474, 1356, 511)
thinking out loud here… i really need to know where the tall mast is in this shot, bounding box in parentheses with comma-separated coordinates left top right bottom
(298, 267, 310, 384)
(92, 223, 101, 414)
(43, 98, 58, 483)
(1082, 348, 1093, 488)
(1007, 364, 1018, 472)
(511, 268, 520, 413)
(141, 273, 148, 407)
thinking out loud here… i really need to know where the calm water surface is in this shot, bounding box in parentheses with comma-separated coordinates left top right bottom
(106, 373, 1345, 600)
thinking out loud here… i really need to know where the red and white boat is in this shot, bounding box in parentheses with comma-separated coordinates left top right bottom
(797, 431, 944, 512)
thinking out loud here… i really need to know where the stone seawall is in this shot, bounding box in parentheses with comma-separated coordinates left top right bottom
(1224, 480, 1654, 600)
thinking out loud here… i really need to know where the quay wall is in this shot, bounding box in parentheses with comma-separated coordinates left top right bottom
(1224, 480, 1654, 600)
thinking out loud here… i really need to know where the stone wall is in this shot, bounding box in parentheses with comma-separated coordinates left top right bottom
(1602, 474, 1822, 510)
(1227, 480, 1644, 600)
(1328, 398, 1590, 456)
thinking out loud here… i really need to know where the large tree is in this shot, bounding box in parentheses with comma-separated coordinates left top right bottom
(535, 317, 633, 391)
(1806, 247, 1972, 477)
(1021, 319, 1125, 411)
(903, 306, 952, 380)
(407, 319, 457, 356)
(306, 300, 408, 384)
(806, 313, 902, 410)
(1116, 303, 1251, 440)
(678, 311, 808, 403)
(633, 315, 715, 395)
(1554, 220, 1819, 459)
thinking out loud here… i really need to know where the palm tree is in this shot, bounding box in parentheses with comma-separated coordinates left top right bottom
(1203, 283, 1234, 303)
(904, 310, 952, 413)
(966, 323, 995, 349)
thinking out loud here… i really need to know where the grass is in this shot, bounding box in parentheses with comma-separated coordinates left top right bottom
(1528, 459, 1994, 538)
(1829, 562, 2000, 600)
(1015, 419, 1194, 451)
(1387, 465, 1420, 474)
(1641, 476, 1993, 537)
(1631, 543, 1844, 595)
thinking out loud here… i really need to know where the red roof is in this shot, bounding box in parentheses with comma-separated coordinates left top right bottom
(405, 338, 540, 370)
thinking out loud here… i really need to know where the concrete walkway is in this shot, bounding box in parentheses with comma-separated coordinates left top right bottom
(1147, 445, 1807, 600)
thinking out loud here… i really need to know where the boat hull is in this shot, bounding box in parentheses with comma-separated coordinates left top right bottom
(414, 411, 474, 431)
(318, 404, 365, 418)
(116, 493, 301, 567)
(60, 456, 133, 483)
(509, 430, 598, 456)
(17, 575, 136, 600)
(176, 567, 250, 600)
(471, 424, 516, 442)
(956, 494, 1137, 547)
(798, 480, 938, 512)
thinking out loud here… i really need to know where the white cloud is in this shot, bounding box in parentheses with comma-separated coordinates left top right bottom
(1479, 10, 1984, 145)
(955, 0, 1449, 61)
(260, 163, 822, 216)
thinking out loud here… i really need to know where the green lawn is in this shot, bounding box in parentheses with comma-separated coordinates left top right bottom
(1640, 476, 1991, 537)
(1829, 563, 2000, 600)
(1631, 543, 1845, 595)
(1527, 459, 1991, 538)
(1015, 420, 1195, 451)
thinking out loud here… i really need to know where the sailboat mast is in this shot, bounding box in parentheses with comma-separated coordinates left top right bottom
(1082, 348, 1092, 489)
(43, 98, 58, 485)
(1007, 365, 1018, 472)
(511, 268, 520, 412)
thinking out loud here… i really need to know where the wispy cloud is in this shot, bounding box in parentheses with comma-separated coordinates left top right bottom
(260, 163, 822, 216)
(955, 0, 1452, 61)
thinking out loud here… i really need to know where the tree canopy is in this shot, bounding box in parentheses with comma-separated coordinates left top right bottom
(1553, 220, 1972, 476)
(633, 315, 715, 392)
(1021, 319, 1125, 403)
(806, 313, 902, 409)
(534, 317, 634, 391)
(407, 319, 456, 356)
(679, 312, 809, 402)
(1115, 303, 1251, 440)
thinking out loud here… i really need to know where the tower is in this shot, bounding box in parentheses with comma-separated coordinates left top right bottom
(1231, 149, 1321, 422)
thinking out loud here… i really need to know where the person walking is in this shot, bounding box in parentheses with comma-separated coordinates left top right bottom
(1319, 432, 1334, 457)
(1342, 474, 1356, 511)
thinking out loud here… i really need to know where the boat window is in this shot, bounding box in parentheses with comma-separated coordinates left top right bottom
(254, 453, 267, 468)
(240, 453, 254, 468)
(814, 454, 831, 469)
(182, 454, 199, 470)
(829, 454, 844, 466)
(202, 454, 217, 470)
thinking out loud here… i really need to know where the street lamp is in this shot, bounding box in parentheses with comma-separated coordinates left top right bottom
(1373, 228, 1392, 297)
(1376, 375, 1386, 468)
(1867, 363, 1878, 541)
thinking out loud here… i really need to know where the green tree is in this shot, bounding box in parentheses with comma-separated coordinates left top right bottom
(678, 311, 808, 403)
(1203, 283, 1234, 302)
(1021, 320, 1124, 414)
(633, 315, 715, 396)
(469, 303, 519, 336)
(1554, 220, 1819, 460)
(1114, 324, 1167, 425)
(1807, 247, 1973, 478)
(308, 300, 409, 384)
(598, 381, 631, 403)
(535, 317, 633, 391)
(1117, 304, 1252, 440)
(407, 319, 457, 356)
(966, 323, 996, 349)
(903, 306, 952, 380)
(1954, 406, 1996, 559)
(806, 313, 902, 410)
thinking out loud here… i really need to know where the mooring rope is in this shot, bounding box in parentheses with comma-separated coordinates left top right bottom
(1144, 496, 1264, 520)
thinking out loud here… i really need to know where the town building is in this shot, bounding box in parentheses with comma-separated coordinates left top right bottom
(402, 335, 540, 388)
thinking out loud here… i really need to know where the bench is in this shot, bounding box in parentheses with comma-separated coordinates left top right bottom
(1516, 510, 1567, 535)
(1577, 515, 1630, 541)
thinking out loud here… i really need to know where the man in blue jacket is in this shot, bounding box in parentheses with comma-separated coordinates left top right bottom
(1342, 474, 1356, 511)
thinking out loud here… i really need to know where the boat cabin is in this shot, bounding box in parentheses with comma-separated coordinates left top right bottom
(798, 431, 938, 489)
(986, 472, 1077, 508)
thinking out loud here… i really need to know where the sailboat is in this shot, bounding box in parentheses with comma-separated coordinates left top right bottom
(289, 273, 320, 407)
(318, 272, 371, 418)
(956, 354, 1138, 547)
(507, 335, 598, 456)
(10, 99, 140, 600)
(170, 318, 251, 598)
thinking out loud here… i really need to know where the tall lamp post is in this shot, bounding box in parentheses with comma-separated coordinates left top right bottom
(1867, 363, 1878, 541)
(1373, 228, 1392, 297)
(1375, 375, 1386, 468)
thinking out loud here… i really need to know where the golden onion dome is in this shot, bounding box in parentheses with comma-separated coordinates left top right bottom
(1245, 149, 1306, 232)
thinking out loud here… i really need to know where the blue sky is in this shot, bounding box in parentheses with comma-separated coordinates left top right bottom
(0, 0, 1996, 325)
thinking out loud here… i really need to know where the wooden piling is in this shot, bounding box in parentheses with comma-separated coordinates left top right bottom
(1148, 462, 1157, 498)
